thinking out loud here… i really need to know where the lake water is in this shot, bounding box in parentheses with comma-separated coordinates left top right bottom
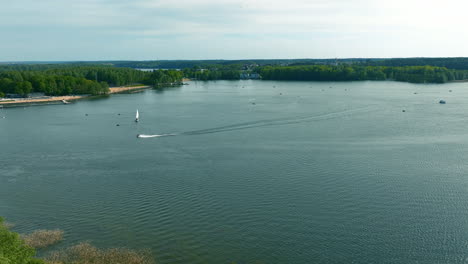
(2, 80, 468, 263)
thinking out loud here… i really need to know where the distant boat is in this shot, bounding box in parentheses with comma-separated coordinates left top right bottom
(135, 109, 139, 122)
(62, 99, 70, 104)
(439, 100, 446, 104)
(137, 134, 158, 138)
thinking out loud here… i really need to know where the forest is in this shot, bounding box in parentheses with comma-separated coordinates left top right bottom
(107, 58, 468, 70)
(108, 59, 370, 69)
(182, 64, 243, 80)
(2, 59, 468, 98)
(0, 66, 183, 97)
(363, 57, 468, 70)
(257, 65, 468, 83)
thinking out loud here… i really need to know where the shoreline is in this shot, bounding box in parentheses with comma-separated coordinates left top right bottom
(0, 85, 151, 106)
(108, 85, 151, 94)
(449, 79, 468, 83)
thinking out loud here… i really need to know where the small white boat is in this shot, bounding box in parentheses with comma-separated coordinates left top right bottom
(62, 99, 70, 104)
(135, 109, 139, 122)
(137, 134, 160, 138)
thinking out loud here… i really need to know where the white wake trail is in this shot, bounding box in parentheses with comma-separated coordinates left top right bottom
(137, 134, 177, 138)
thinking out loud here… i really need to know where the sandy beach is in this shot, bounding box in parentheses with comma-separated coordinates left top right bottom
(0, 85, 151, 105)
(108, 85, 150, 93)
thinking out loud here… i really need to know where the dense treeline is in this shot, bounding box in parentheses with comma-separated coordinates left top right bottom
(4, 58, 468, 70)
(183, 69, 240, 80)
(113, 62, 244, 80)
(113, 60, 258, 69)
(42, 66, 148, 86)
(141, 69, 183, 87)
(120, 59, 468, 83)
(364, 57, 468, 70)
(109, 59, 370, 69)
(0, 72, 110, 97)
(0, 66, 183, 97)
(113, 60, 231, 69)
(0, 63, 113, 72)
(110, 58, 468, 71)
(258, 65, 468, 83)
(2, 59, 468, 98)
(182, 64, 242, 80)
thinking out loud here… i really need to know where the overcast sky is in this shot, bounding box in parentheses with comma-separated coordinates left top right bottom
(1, 0, 467, 61)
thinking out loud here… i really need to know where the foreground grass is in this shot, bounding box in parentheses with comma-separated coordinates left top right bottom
(45, 242, 155, 264)
(22, 229, 64, 249)
(1, 217, 156, 264)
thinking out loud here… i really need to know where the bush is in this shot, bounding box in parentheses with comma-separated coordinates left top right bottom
(0, 217, 44, 264)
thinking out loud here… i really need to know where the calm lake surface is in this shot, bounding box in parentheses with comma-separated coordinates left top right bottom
(2, 80, 468, 263)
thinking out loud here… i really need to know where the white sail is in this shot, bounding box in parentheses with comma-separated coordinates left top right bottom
(135, 109, 139, 122)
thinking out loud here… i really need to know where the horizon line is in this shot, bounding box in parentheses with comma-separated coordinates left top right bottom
(1, 56, 468, 64)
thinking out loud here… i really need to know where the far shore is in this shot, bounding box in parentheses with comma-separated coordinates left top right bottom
(0, 85, 151, 106)
(449, 79, 468, 83)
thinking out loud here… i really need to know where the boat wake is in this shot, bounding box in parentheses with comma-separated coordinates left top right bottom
(137, 134, 177, 138)
(136, 106, 376, 138)
(182, 106, 375, 136)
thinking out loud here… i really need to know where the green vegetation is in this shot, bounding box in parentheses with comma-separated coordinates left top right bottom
(258, 65, 468, 83)
(0, 218, 155, 264)
(107, 59, 367, 69)
(105, 58, 468, 71)
(112, 59, 468, 83)
(0, 217, 45, 264)
(2, 58, 468, 98)
(142, 69, 183, 87)
(0, 66, 183, 97)
(364, 57, 468, 70)
(182, 65, 242, 81)
(0, 74, 109, 97)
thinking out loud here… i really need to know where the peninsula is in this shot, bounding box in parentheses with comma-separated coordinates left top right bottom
(0, 65, 183, 105)
(0, 85, 151, 106)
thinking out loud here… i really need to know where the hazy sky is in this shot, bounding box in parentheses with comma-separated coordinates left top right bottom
(1, 0, 467, 61)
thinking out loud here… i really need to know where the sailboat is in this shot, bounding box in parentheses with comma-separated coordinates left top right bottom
(135, 109, 139, 122)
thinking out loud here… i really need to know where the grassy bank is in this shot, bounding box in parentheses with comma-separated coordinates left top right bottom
(0, 217, 156, 264)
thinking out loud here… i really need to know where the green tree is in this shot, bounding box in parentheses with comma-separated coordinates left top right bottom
(14, 81, 33, 97)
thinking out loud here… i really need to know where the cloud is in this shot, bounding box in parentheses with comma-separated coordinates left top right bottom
(0, 0, 467, 60)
